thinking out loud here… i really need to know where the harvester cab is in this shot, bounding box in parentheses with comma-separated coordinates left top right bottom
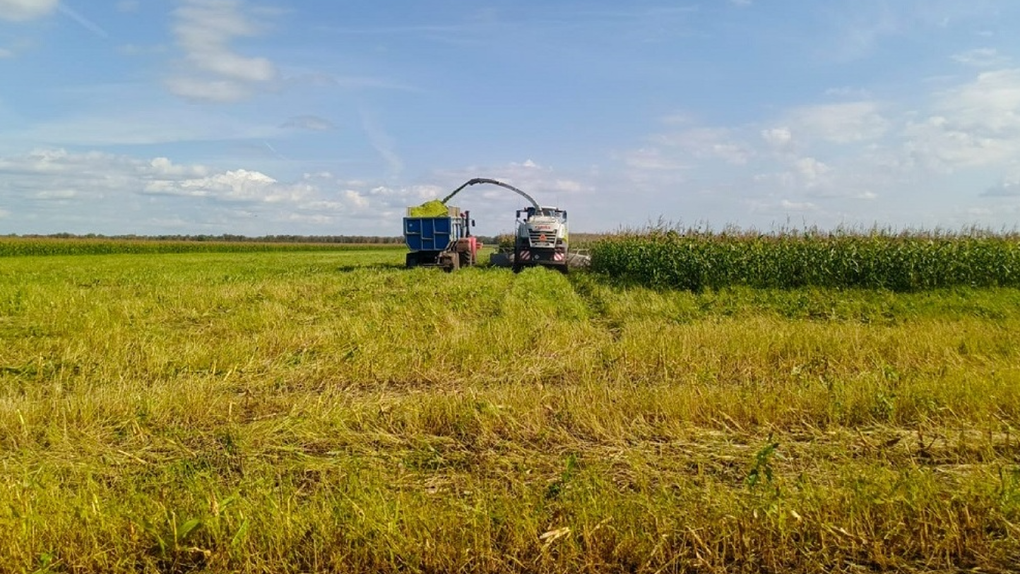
(513, 205, 570, 273)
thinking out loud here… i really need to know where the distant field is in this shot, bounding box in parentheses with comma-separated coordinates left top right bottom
(1, 246, 1019, 573)
(0, 237, 405, 257)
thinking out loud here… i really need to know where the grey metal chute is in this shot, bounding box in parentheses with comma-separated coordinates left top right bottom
(441, 178, 540, 210)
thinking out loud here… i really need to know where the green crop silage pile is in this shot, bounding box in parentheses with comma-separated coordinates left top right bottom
(408, 200, 449, 217)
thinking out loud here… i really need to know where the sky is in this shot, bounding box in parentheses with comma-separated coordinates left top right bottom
(2, 0, 1020, 236)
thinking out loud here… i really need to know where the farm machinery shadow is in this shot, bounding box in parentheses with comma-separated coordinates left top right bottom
(335, 262, 407, 273)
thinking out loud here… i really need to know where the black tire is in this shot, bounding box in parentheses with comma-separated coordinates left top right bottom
(405, 253, 418, 268)
(442, 252, 459, 273)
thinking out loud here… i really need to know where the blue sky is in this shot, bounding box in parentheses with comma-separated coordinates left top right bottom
(2, 0, 1020, 236)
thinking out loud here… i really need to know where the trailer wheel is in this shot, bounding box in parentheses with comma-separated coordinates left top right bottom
(405, 253, 418, 268)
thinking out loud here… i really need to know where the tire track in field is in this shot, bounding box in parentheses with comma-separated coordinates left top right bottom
(567, 273, 625, 341)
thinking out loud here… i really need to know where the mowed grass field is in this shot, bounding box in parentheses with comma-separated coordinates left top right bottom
(2, 246, 1020, 573)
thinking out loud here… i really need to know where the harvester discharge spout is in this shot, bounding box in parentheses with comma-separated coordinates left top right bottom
(441, 178, 540, 210)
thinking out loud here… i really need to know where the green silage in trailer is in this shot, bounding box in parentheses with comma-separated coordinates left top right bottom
(407, 200, 451, 218)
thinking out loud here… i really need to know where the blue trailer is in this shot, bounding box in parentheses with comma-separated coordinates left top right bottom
(403, 208, 480, 271)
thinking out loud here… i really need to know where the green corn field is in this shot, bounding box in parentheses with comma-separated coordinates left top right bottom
(590, 228, 1020, 291)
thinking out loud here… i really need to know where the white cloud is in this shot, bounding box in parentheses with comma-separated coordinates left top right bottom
(934, 69, 1020, 133)
(904, 68, 1020, 170)
(761, 127, 793, 148)
(167, 0, 277, 102)
(148, 157, 209, 178)
(33, 189, 77, 200)
(794, 157, 831, 188)
(164, 77, 251, 103)
(983, 177, 1020, 197)
(652, 127, 754, 164)
(952, 48, 1009, 68)
(0, 150, 596, 235)
(785, 101, 889, 143)
(0, 48, 12, 58)
(0, 0, 57, 21)
(0, 148, 108, 175)
(752, 157, 836, 195)
(344, 190, 369, 208)
(620, 68, 1020, 226)
(780, 199, 818, 212)
(550, 179, 581, 193)
(624, 148, 689, 171)
(144, 169, 288, 201)
(0, 148, 412, 234)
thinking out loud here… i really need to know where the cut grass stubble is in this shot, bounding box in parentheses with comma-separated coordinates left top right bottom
(1, 248, 1019, 572)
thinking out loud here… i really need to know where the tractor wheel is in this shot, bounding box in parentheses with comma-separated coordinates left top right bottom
(443, 252, 460, 273)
